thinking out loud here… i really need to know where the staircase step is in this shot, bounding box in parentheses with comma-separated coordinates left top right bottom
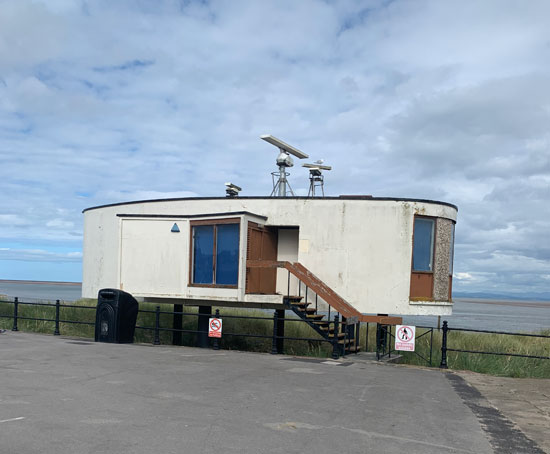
(346, 346, 361, 353)
(328, 332, 346, 339)
(285, 296, 303, 302)
(312, 321, 329, 327)
(290, 301, 309, 308)
(314, 324, 329, 331)
(329, 328, 351, 334)
(304, 307, 318, 314)
(306, 314, 325, 320)
(338, 338, 357, 345)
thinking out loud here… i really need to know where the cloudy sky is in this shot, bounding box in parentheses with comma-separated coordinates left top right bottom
(0, 0, 549, 297)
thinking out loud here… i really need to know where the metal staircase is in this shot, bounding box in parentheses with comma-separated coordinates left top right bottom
(284, 296, 360, 356)
(246, 259, 363, 357)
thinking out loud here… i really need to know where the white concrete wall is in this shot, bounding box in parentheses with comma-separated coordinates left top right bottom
(120, 219, 188, 295)
(276, 228, 299, 296)
(82, 198, 457, 315)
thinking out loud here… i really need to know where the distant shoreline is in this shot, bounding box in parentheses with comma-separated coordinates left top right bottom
(455, 297, 550, 308)
(0, 279, 81, 286)
(1, 281, 548, 306)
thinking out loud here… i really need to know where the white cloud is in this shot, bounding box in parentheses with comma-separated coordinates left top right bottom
(454, 272, 474, 281)
(0, 214, 30, 226)
(97, 190, 199, 203)
(0, 0, 549, 295)
(0, 248, 82, 262)
(46, 219, 75, 229)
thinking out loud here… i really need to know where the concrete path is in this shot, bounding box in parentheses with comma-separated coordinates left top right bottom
(457, 371, 550, 453)
(0, 332, 537, 453)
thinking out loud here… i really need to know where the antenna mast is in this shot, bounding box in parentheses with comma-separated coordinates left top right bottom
(261, 135, 308, 197)
(303, 162, 332, 197)
(272, 152, 294, 196)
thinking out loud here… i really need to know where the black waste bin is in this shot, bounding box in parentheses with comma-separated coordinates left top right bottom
(95, 289, 138, 343)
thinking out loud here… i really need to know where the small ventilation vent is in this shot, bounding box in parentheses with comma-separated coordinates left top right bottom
(171, 223, 180, 233)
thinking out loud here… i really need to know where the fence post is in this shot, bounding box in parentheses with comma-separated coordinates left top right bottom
(271, 311, 278, 355)
(354, 322, 361, 355)
(54, 300, 60, 335)
(376, 323, 382, 360)
(331, 315, 340, 359)
(365, 323, 369, 352)
(388, 325, 392, 359)
(429, 328, 433, 366)
(212, 309, 220, 351)
(439, 320, 448, 369)
(12, 297, 19, 331)
(342, 317, 349, 357)
(154, 306, 161, 345)
(172, 303, 183, 346)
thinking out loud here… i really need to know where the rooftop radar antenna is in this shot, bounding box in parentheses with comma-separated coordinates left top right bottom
(261, 135, 309, 197)
(303, 161, 332, 197)
(225, 182, 242, 198)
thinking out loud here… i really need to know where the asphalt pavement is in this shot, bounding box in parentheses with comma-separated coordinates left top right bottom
(0, 332, 542, 453)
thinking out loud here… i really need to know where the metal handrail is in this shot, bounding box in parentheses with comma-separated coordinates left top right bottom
(246, 260, 361, 318)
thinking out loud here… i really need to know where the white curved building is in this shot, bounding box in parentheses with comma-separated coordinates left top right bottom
(82, 196, 457, 318)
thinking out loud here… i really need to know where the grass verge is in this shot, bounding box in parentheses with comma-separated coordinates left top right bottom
(0, 299, 333, 358)
(1, 298, 548, 378)
(393, 327, 550, 378)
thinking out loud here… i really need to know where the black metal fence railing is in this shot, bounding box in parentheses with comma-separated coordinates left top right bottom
(3, 297, 97, 334)
(439, 320, 550, 368)
(0, 298, 345, 358)
(375, 324, 434, 366)
(4, 298, 548, 368)
(141, 305, 346, 358)
(376, 324, 393, 360)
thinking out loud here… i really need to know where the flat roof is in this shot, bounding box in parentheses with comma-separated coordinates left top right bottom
(83, 196, 458, 213)
(116, 211, 268, 221)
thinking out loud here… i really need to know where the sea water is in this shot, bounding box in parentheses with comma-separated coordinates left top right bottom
(1, 281, 549, 333)
(402, 299, 550, 333)
(0, 281, 82, 302)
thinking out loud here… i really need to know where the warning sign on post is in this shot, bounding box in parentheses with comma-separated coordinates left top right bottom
(208, 318, 222, 338)
(394, 325, 415, 351)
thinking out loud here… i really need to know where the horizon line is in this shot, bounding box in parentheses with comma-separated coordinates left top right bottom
(0, 279, 81, 286)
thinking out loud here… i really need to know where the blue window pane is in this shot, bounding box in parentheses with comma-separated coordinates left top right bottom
(193, 226, 214, 284)
(413, 218, 434, 271)
(215, 224, 239, 285)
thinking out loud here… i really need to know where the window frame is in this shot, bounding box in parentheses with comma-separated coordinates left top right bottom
(449, 222, 455, 276)
(188, 218, 241, 289)
(448, 221, 456, 301)
(411, 215, 436, 273)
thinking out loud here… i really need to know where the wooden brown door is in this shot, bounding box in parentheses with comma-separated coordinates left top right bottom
(246, 222, 278, 294)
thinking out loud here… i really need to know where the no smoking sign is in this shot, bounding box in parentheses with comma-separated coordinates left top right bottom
(208, 318, 222, 338)
(394, 325, 415, 352)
